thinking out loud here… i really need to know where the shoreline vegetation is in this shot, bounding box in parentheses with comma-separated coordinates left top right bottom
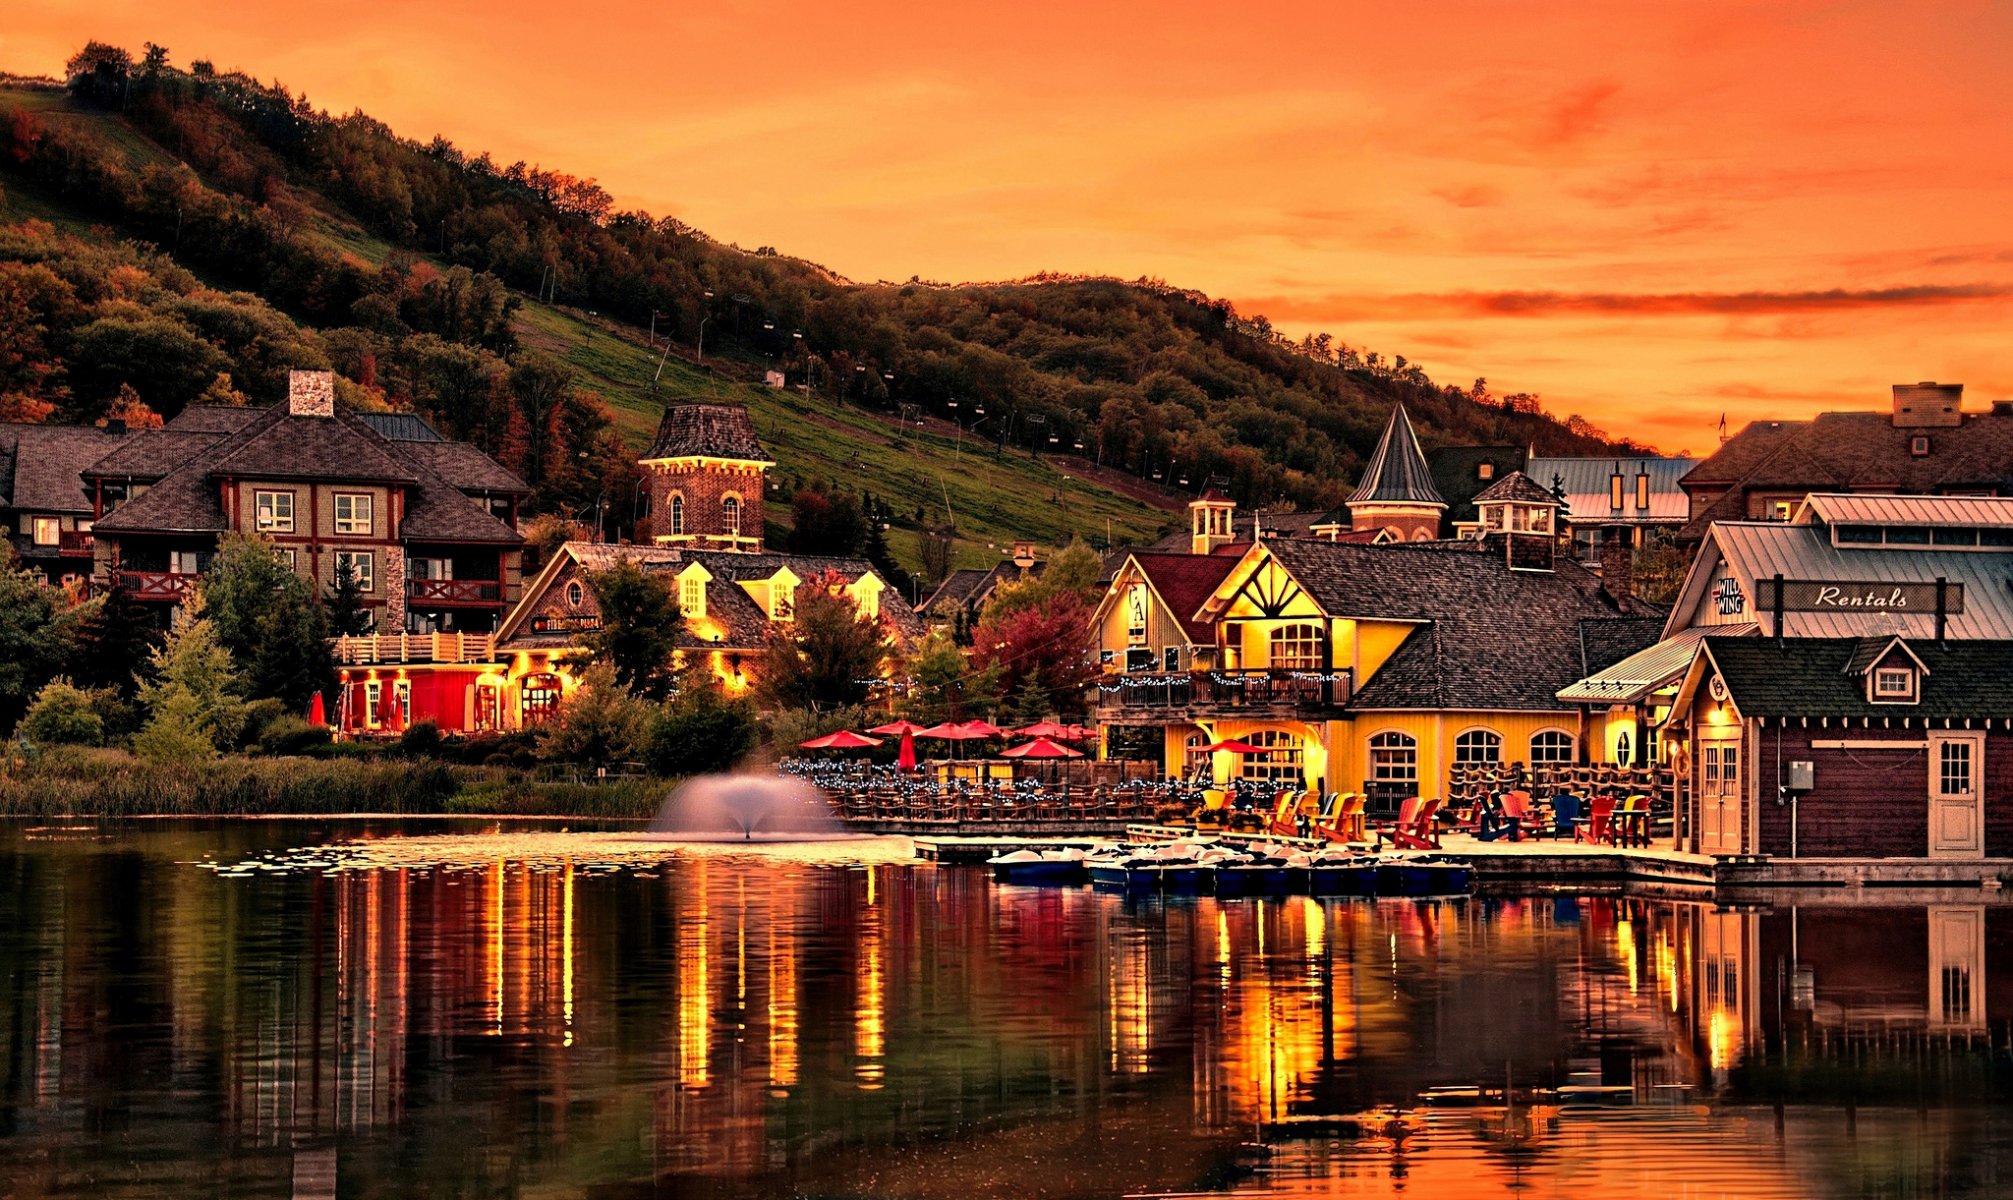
(0, 748, 669, 820)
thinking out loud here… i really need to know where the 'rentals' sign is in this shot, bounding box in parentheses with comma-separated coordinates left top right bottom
(1753, 579, 1964, 613)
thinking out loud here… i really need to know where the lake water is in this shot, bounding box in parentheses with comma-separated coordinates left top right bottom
(0, 819, 2009, 1198)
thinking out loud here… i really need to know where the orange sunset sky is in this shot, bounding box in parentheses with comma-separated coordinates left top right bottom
(10, 1, 2013, 451)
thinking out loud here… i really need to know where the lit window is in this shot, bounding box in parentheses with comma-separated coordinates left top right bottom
(1875, 667, 1913, 697)
(1530, 729, 1576, 764)
(1369, 731, 1418, 789)
(1454, 728, 1503, 765)
(680, 576, 705, 617)
(1610, 471, 1624, 510)
(1477, 462, 1494, 481)
(668, 493, 685, 535)
(722, 495, 742, 537)
(1239, 730, 1303, 784)
(334, 493, 374, 535)
(255, 490, 295, 532)
(1635, 472, 1650, 509)
(336, 550, 374, 592)
(30, 518, 58, 546)
(1267, 623, 1323, 670)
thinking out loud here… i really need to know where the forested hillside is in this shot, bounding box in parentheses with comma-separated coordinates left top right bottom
(0, 41, 1648, 568)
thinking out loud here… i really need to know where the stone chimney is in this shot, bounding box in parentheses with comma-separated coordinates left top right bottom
(288, 369, 336, 418)
(1892, 381, 1962, 429)
(1599, 527, 1634, 613)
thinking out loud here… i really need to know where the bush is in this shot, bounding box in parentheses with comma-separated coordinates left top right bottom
(399, 720, 444, 759)
(643, 682, 759, 778)
(235, 697, 289, 751)
(20, 679, 104, 747)
(536, 663, 649, 765)
(251, 715, 333, 756)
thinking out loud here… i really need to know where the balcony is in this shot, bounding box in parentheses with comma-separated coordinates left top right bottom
(407, 578, 503, 606)
(116, 570, 199, 602)
(332, 632, 497, 666)
(1099, 668, 1352, 720)
(58, 530, 94, 557)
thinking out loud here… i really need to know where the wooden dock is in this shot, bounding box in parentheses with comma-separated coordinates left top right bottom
(910, 832, 2013, 898)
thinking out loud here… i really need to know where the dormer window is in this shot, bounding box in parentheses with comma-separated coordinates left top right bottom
(679, 576, 705, 618)
(1859, 638, 1927, 704)
(1874, 667, 1913, 698)
(1911, 435, 1931, 457)
(1477, 463, 1494, 481)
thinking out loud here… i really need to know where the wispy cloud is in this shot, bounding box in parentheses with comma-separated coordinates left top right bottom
(1244, 284, 2013, 323)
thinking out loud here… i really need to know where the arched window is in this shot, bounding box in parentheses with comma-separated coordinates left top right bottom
(1369, 731, 1418, 789)
(1268, 623, 1323, 670)
(1239, 729, 1303, 784)
(668, 493, 685, 535)
(565, 580, 585, 609)
(722, 494, 742, 537)
(1530, 729, 1576, 765)
(1453, 728, 1503, 765)
(1183, 733, 1211, 778)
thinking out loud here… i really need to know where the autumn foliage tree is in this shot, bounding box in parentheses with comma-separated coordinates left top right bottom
(755, 572, 889, 712)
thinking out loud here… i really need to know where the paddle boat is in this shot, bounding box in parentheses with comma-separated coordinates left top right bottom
(987, 846, 1090, 885)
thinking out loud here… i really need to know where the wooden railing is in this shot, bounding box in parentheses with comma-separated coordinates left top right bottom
(58, 530, 94, 557)
(116, 570, 198, 601)
(407, 578, 503, 605)
(331, 632, 497, 665)
(1101, 668, 1352, 713)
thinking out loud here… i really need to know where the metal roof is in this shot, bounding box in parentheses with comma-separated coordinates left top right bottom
(358, 412, 446, 443)
(1347, 405, 1446, 507)
(1708, 521, 2013, 639)
(1524, 456, 1697, 524)
(1797, 492, 2013, 529)
(1556, 622, 1755, 704)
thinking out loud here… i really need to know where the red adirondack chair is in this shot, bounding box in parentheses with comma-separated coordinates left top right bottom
(1380, 797, 1443, 850)
(1575, 794, 1617, 844)
(1317, 794, 1368, 844)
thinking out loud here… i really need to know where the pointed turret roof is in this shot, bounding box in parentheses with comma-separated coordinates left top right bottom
(1347, 404, 1446, 508)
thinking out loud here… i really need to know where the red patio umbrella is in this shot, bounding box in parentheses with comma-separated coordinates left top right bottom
(1057, 724, 1097, 741)
(307, 692, 327, 728)
(896, 729, 918, 771)
(956, 718, 1006, 739)
(917, 722, 989, 741)
(1012, 719, 1072, 739)
(377, 683, 405, 734)
(1000, 737, 1085, 759)
(1200, 738, 1262, 754)
(869, 719, 927, 736)
(799, 730, 884, 750)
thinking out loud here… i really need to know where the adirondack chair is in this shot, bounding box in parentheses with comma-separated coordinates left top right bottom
(1575, 794, 1617, 844)
(1316, 793, 1368, 843)
(1612, 795, 1651, 847)
(1377, 796, 1443, 850)
(1266, 789, 1308, 837)
(1547, 792, 1583, 839)
(1478, 789, 1534, 842)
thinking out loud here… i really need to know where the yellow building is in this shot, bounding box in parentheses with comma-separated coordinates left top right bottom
(1092, 525, 1660, 813)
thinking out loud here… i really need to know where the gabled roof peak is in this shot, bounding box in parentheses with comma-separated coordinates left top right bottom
(1347, 404, 1446, 509)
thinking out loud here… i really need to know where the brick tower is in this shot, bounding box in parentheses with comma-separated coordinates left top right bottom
(642, 404, 772, 552)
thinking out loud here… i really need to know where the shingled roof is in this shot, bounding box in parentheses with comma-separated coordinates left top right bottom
(1696, 636, 2013, 719)
(1250, 538, 1660, 711)
(644, 404, 769, 461)
(0, 424, 131, 514)
(92, 403, 522, 544)
(1472, 470, 1562, 506)
(1127, 552, 1241, 642)
(398, 441, 530, 495)
(1348, 405, 1446, 508)
(1679, 409, 2013, 539)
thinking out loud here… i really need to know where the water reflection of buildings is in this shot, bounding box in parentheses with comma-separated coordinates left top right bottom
(5, 840, 2013, 1196)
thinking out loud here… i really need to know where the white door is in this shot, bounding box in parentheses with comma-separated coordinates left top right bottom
(1927, 907, 1986, 1030)
(1928, 733, 1984, 858)
(1698, 735, 1741, 854)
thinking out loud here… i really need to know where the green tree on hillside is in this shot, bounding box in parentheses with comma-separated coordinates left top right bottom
(0, 549, 89, 732)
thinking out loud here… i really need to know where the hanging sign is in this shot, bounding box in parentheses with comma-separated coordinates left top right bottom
(1753, 579, 1963, 614)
